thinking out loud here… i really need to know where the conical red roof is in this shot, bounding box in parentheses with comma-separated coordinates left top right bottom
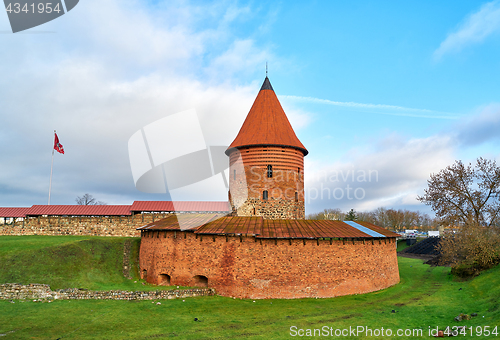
(227, 77, 308, 156)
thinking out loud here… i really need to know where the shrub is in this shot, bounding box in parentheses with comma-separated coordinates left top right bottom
(440, 222, 500, 277)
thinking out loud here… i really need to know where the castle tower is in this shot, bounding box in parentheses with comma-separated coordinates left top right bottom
(226, 77, 308, 219)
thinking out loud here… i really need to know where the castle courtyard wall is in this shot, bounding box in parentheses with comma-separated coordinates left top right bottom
(0, 214, 175, 237)
(139, 230, 400, 299)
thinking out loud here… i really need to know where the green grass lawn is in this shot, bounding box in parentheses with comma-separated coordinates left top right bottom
(397, 239, 410, 252)
(0, 236, 499, 339)
(0, 235, 184, 291)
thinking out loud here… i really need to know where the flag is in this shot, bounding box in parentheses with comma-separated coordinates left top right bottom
(54, 133, 64, 154)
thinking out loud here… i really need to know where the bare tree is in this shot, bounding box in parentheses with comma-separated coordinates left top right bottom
(356, 211, 377, 224)
(307, 207, 437, 231)
(372, 207, 389, 228)
(307, 208, 344, 220)
(417, 157, 500, 227)
(419, 157, 500, 275)
(75, 193, 107, 205)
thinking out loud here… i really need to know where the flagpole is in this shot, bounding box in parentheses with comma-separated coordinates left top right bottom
(48, 130, 55, 205)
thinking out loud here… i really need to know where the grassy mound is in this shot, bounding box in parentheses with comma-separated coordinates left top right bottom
(1, 236, 499, 339)
(0, 235, 148, 291)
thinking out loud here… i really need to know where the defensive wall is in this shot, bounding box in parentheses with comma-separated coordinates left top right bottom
(0, 201, 231, 237)
(0, 213, 185, 237)
(139, 228, 399, 299)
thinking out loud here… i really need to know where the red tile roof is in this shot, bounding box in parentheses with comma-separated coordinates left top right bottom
(27, 205, 132, 216)
(130, 201, 230, 212)
(0, 208, 32, 218)
(227, 77, 308, 156)
(140, 216, 399, 239)
(195, 216, 262, 235)
(130, 201, 174, 212)
(0, 201, 231, 217)
(137, 214, 226, 231)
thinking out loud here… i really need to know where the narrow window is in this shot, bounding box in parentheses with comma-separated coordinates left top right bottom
(233, 169, 236, 180)
(295, 192, 298, 202)
(267, 165, 273, 178)
(263, 190, 268, 200)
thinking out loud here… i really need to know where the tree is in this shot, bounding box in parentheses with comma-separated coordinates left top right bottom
(345, 209, 357, 221)
(75, 194, 106, 205)
(306, 207, 437, 230)
(356, 211, 377, 224)
(306, 208, 344, 220)
(417, 157, 500, 227)
(418, 157, 500, 275)
(439, 221, 500, 277)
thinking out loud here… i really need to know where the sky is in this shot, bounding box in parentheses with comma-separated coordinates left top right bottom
(1, 0, 500, 215)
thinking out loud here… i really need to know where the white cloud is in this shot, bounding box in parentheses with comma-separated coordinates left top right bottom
(305, 135, 455, 214)
(457, 103, 500, 146)
(207, 39, 272, 79)
(0, 0, 275, 206)
(434, 1, 500, 60)
(282, 95, 460, 119)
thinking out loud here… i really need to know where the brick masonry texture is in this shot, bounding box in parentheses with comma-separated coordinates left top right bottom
(139, 230, 400, 299)
(0, 213, 177, 237)
(229, 146, 305, 219)
(0, 283, 215, 300)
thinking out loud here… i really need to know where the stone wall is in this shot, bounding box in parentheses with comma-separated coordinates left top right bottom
(0, 213, 177, 237)
(0, 283, 215, 300)
(139, 230, 400, 299)
(235, 198, 304, 219)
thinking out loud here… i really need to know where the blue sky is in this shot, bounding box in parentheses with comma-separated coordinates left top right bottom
(1, 0, 499, 215)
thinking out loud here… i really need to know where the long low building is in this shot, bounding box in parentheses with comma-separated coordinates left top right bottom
(0, 201, 231, 219)
(0, 202, 231, 237)
(138, 215, 400, 299)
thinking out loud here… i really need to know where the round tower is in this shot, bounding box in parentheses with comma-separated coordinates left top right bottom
(226, 77, 308, 219)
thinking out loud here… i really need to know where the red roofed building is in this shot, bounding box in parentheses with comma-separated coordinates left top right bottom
(227, 77, 307, 219)
(0, 76, 401, 300)
(136, 77, 400, 299)
(138, 215, 400, 299)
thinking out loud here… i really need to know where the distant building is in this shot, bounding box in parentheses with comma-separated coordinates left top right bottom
(428, 230, 440, 237)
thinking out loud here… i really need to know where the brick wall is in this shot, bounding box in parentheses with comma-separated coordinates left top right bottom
(139, 230, 400, 299)
(229, 146, 305, 219)
(0, 213, 176, 237)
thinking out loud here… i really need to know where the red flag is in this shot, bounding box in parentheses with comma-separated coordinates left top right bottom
(54, 133, 64, 154)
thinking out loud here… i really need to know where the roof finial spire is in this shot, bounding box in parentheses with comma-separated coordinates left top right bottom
(266, 62, 268, 78)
